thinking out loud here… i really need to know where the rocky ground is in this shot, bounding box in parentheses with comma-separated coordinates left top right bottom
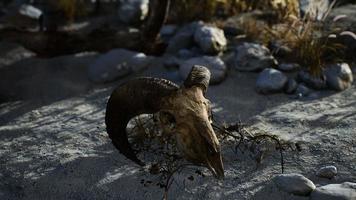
(1, 1, 356, 200)
(0, 50, 355, 199)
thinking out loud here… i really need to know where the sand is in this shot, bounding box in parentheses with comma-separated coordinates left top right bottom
(0, 55, 355, 200)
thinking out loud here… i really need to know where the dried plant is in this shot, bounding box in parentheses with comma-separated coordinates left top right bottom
(243, 0, 356, 76)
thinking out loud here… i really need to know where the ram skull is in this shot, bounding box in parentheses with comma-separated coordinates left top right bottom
(105, 65, 224, 179)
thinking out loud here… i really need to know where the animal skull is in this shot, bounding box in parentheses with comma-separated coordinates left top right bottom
(105, 65, 224, 179)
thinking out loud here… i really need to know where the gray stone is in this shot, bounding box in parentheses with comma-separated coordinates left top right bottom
(178, 49, 195, 59)
(325, 63, 353, 91)
(295, 84, 311, 98)
(256, 68, 288, 94)
(163, 56, 181, 69)
(233, 43, 278, 72)
(310, 182, 356, 200)
(166, 22, 203, 54)
(194, 25, 227, 54)
(316, 165, 338, 179)
(298, 70, 327, 90)
(118, 0, 149, 24)
(19, 4, 42, 20)
(273, 173, 316, 196)
(278, 63, 301, 72)
(0, 42, 35, 69)
(160, 24, 178, 37)
(285, 78, 298, 94)
(179, 56, 227, 84)
(88, 49, 151, 83)
(268, 41, 293, 58)
(299, 0, 329, 20)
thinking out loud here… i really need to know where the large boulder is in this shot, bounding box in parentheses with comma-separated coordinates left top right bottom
(194, 24, 227, 55)
(256, 68, 288, 94)
(88, 49, 152, 83)
(273, 173, 316, 196)
(232, 42, 277, 72)
(310, 182, 356, 200)
(166, 22, 202, 54)
(325, 63, 353, 91)
(118, 0, 149, 24)
(179, 56, 227, 84)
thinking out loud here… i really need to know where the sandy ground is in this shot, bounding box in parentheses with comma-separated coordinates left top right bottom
(0, 54, 355, 200)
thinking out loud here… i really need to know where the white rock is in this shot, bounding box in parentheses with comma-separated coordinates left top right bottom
(88, 49, 151, 83)
(325, 63, 353, 91)
(310, 182, 356, 200)
(179, 56, 227, 84)
(19, 4, 42, 19)
(118, 0, 149, 24)
(273, 173, 316, 196)
(256, 68, 288, 94)
(233, 42, 277, 72)
(194, 25, 227, 54)
(316, 165, 338, 179)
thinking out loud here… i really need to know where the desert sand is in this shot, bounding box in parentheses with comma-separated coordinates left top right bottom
(0, 55, 355, 200)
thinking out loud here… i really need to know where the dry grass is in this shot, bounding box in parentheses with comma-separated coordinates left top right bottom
(237, 0, 354, 76)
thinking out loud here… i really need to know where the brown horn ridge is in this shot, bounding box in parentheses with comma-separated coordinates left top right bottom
(183, 65, 211, 93)
(105, 77, 178, 166)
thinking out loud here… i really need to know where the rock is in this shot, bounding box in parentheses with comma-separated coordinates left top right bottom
(310, 182, 356, 200)
(256, 68, 288, 94)
(268, 41, 293, 58)
(299, 0, 329, 20)
(316, 165, 338, 179)
(194, 25, 227, 54)
(178, 49, 195, 59)
(273, 173, 316, 196)
(19, 4, 42, 20)
(0, 42, 35, 69)
(325, 63, 353, 91)
(163, 56, 180, 69)
(295, 84, 311, 98)
(233, 43, 278, 72)
(88, 49, 151, 83)
(298, 70, 327, 90)
(118, 0, 149, 24)
(160, 24, 178, 36)
(166, 22, 202, 54)
(278, 63, 301, 72)
(160, 24, 178, 43)
(179, 56, 227, 84)
(285, 78, 298, 94)
(223, 26, 243, 37)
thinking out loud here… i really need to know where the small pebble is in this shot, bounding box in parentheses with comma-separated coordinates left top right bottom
(316, 165, 337, 179)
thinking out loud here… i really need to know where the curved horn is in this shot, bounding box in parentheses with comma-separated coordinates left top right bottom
(105, 78, 178, 166)
(183, 65, 211, 93)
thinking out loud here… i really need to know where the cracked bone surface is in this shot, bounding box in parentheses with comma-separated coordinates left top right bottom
(105, 65, 224, 179)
